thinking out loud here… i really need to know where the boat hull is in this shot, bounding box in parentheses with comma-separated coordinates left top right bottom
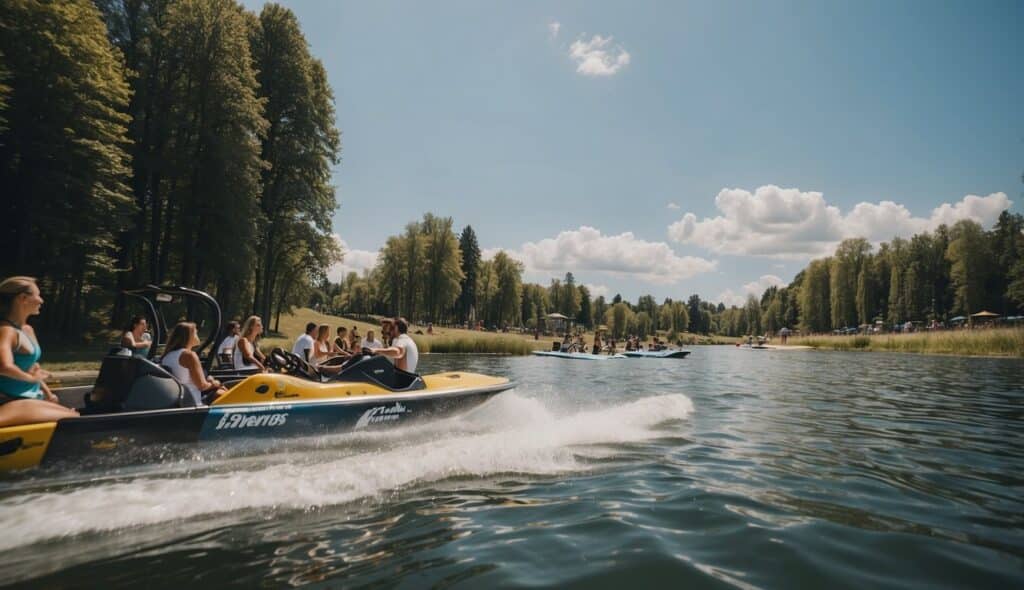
(621, 350, 691, 358)
(0, 374, 513, 473)
(532, 351, 626, 360)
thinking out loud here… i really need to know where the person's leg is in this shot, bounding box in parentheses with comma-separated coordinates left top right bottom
(0, 399, 78, 428)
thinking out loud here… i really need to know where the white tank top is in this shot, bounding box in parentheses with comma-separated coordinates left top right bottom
(162, 349, 202, 406)
(233, 338, 259, 370)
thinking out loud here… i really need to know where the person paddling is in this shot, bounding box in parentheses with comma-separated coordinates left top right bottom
(0, 276, 78, 427)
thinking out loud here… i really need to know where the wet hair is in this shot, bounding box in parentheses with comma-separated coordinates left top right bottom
(0, 276, 37, 318)
(128, 315, 146, 331)
(305, 322, 317, 334)
(395, 317, 409, 334)
(166, 322, 197, 352)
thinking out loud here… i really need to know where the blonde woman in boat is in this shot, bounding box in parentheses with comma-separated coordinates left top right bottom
(0, 276, 78, 427)
(234, 315, 267, 371)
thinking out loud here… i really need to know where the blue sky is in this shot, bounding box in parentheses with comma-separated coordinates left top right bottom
(242, 0, 1023, 304)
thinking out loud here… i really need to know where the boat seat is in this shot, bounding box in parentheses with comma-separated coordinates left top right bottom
(85, 353, 185, 413)
(329, 355, 425, 392)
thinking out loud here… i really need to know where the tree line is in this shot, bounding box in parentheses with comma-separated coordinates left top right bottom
(324, 213, 1024, 339)
(0, 0, 339, 337)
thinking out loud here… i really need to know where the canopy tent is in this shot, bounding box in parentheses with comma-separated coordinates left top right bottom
(544, 312, 572, 334)
(970, 311, 1000, 318)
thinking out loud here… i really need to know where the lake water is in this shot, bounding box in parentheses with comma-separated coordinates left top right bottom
(1, 348, 1022, 588)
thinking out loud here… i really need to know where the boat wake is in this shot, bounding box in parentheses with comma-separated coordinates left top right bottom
(0, 392, 693, 550)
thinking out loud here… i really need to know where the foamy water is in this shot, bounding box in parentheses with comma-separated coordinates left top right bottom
(0, 392, 693, 550)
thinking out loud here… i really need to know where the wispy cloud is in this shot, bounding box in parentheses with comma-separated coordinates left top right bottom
(569, 34, 630, 76)
(669, 185, 1012, 259)
(548, 21, 561, 39)
(667, 202, 680, 210)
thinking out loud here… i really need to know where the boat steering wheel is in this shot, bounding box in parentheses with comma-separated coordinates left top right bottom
(269, 348, 318, 380)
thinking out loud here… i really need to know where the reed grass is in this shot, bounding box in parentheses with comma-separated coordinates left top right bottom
(788, 327, 1024, 357)
(413, 335, 538, 355)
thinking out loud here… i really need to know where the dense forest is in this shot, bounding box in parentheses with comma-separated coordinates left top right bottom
(0, 0, 339, 337)
(327, 213, 1024, 340)
(1, 1, 1021, 343)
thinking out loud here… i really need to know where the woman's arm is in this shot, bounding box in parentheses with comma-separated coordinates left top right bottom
(181, 350, 218, 391)
(121, 331, 148, 350)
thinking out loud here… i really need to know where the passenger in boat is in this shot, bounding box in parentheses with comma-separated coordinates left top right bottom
(361, 329, 382, 350)
(333, 326, 351, 355)
(592, 333, 602, 355)
(291, 322, 316, 361)
(312, 324, 340, 365)
(380, 319, 394, 346)
(0, 276, 79, 427)
(559, 333, 571, 352)
(350, 325, 360, 344)
(372, 317, 418, 373)
(216, 320, 241, 363)
(234, 315, 266, 371)
(163, 322, 226, 405)
(120, 315, 151, 358)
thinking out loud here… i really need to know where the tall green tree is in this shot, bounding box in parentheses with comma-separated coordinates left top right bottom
(251, 3, 340, 322)
(799, 258, 831, 332)
(418, 213, 463, 322)
(830, 238, 871, 329)
(577, 285, 593, 330)
(457, 225, 480, 322)
(946, 220, 990, 318)
(0, 0, 133, 335)
(489, 251, 523, 327)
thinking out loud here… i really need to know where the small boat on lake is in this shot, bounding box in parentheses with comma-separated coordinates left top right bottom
(532, 351, 627, 360)
(621, 349, 691, 359)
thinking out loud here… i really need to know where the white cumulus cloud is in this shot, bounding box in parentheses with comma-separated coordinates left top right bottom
(668, 185, 1012, 259)
(583, 283, 609, 298)
(569, 34, 630, 76)
(328, 236, 380, 282)
(716, 274, 786, 307)
(495, 226, 716, 285)
(548, 21, 561, 38)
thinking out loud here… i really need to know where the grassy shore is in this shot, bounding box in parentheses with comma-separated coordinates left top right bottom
(40, 307, 737, 372)
(787, 327, 1024, 358)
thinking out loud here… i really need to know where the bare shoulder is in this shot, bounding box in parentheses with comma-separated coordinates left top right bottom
(20, 324, 37, 338)
(180, 349, 200, 366)
(0, 325, 13, 343)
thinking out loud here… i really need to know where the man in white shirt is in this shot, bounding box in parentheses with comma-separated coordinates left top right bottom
(360, 329, 383, 350)
(372, 317, 418, 373)
(291, 322, 317, 361)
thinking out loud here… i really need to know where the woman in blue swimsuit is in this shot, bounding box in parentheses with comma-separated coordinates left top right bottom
(0, 276, 79, 427)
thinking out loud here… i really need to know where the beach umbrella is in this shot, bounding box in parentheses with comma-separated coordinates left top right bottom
(970, 311, 1000, 318)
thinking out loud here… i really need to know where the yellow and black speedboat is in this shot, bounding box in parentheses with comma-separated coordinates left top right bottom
(0, 351, 513, 473)
(0, 286, 514, 473)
